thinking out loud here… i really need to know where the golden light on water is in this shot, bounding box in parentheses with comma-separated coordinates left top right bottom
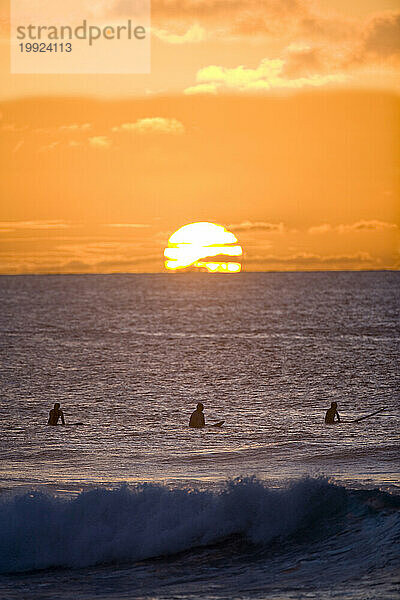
(164, 222, 243, 273)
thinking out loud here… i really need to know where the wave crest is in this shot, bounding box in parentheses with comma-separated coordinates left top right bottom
(0, 477, 396, 573)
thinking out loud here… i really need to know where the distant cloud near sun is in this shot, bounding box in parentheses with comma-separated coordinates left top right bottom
(106, 223, 151, 229)
(112, 118, 185, 134)
(229, 222, 285, 233)
(89, 136, 111, 149)
(308, 221, 399, 235)
(0, 220, 70, 231)
(245, 252, 375, 270)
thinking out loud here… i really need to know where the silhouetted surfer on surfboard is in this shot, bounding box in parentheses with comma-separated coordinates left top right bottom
(189, 402, 205, 428)
(47, 402, 65, 426)
(189, 403, 224, 428)
(325, 401, 340, 424)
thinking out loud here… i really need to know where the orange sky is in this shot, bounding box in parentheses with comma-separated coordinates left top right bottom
(0, 0, 399, 273)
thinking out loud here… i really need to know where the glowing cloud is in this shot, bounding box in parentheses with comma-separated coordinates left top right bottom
(112, 118, 185, 134)
(187, 57, 347, 94)
(89, 136, 111, 148)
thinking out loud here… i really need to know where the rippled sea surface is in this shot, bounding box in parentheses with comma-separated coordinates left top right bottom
(0, 272, 399, 599)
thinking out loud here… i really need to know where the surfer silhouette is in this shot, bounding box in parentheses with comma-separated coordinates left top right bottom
(325, 401, 340, 424)
(189, 402, 205, 428)
(47, 402, 65, 426)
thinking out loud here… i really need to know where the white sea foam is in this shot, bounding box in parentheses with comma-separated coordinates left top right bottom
(2, 476, 398, 574)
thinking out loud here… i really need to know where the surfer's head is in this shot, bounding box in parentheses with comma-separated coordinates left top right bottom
(331, 402, 337, 409)
(197, 403, 204, 411)
(54, 403, 60, 410)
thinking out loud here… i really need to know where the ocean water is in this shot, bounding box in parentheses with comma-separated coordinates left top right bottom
(0, 272, 399, 599)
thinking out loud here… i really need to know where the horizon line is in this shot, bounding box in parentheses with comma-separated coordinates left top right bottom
(0, 268, 398, 277)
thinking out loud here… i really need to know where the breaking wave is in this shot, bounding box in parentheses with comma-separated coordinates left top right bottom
(0, 477, 399, 574)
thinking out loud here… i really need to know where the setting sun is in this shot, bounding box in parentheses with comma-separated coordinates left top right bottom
(164, 222, 243, 273)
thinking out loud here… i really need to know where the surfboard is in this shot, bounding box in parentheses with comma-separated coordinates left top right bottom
(210, 421, 224, 427)
(352, 407, 387, 423)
